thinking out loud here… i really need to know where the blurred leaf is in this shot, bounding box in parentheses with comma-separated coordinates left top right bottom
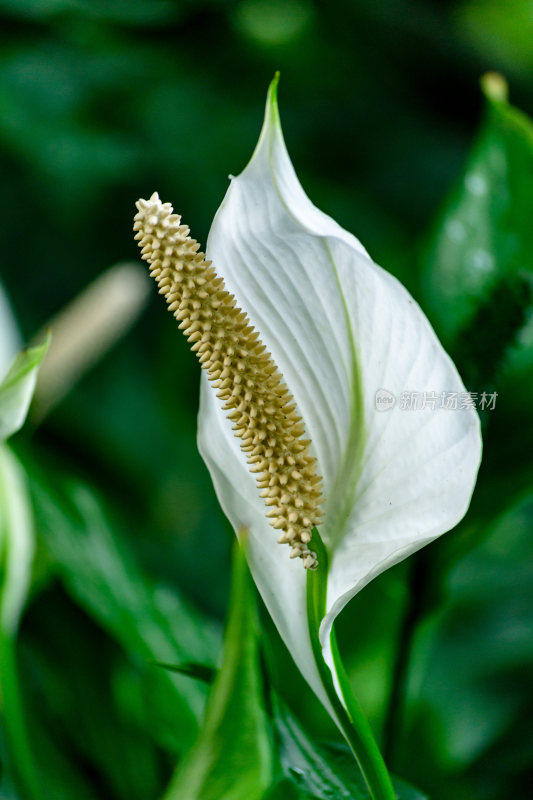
(0, 446, 40, 799)
(262, 778, 305, 800)
(28, 469, 220, 752)
(0, 0, 182, 25)
(422, 76, 533, 358)
(397, 490, 533, 799)
(458, 0, 533, 73)
(164, 541, 274, 800)
(21, 590, 165, 800)
(0, 739, 21, 800)
(153, 660, 217, 685)
(0, 338, 48, 442)
(453, 273, 532, 389)
(15, 713, 99, 800)
(232, 0, 315, 47)
(391, 778, 428, 800)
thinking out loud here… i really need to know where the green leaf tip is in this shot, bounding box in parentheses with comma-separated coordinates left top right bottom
(266, 72, 281, 122)
(12, 332, 50, 377)
(481, 71, 509, 104)
(0, 333, 50, 441)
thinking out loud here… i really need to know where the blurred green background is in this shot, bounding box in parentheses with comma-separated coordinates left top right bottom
(0, 0, 532, 798)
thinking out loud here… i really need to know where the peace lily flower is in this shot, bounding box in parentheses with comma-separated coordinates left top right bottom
(134, 77, 482, 794)
(0, 282, 53, 445)
(0, 284, 49, 637)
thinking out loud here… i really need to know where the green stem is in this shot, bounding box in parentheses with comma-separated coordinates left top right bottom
(0, 633, 41, 800)
(307, 528, 396, 800)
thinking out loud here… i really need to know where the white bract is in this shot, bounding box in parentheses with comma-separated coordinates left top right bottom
(0, 283, 21, 387)
(198, 80, 482, 706)
(0, 284, 47, 442)
(0, 285, 45, 635)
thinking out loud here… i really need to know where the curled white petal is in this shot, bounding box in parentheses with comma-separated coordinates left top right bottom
(0, 283, 21, 381)
(0, 446, 34, 635)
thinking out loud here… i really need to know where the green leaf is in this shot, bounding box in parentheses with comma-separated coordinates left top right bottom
(422, 75, 533, 358)
(273, 698, 427, 800)
(21, 592, 166, 800)
(28, 470, 219, 752)
(152, 661, 217, 685)
(275, 698, 369, 799)
(0, 337, 49, 442)
(262, 778, 306, 800)
(0, 0, 180, 26)
(396, 490, 533, 798)
(458, 1, 533, 73)
(0, 445, 40, 799)
(164, 540, 274, 800)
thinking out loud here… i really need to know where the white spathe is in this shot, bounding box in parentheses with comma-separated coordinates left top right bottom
(0, 286, 36, 635)
(0, 283, 20, 380)
(0, 445, 35, 635)
(197, 79, 482, 704)
(0, 284, 47, 442)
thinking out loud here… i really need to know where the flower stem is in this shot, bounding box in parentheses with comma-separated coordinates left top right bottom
(307, 528, 396, 800)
